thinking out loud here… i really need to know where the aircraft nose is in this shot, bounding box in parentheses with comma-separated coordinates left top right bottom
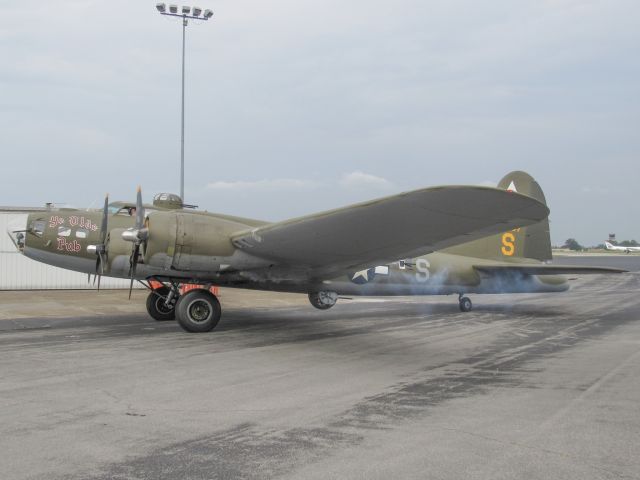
(6, 216, 28, 252)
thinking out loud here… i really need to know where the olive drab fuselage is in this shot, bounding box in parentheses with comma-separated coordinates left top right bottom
(16, 203, 568, 297)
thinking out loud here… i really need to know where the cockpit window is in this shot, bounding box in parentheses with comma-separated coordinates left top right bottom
(116, 207, 136, 216)
(58, 226, 71, 237)
(108, 203, 156, 216)
(116, 207, 155, 216)
(31, 220, 46, 238)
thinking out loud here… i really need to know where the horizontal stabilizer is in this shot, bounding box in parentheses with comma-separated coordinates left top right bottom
(232, 185, 549, 279)
(474, 265, 627, 275)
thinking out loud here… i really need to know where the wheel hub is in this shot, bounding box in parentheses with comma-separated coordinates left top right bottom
(155, 296, 174, 314)
(188, 300, 211, 323)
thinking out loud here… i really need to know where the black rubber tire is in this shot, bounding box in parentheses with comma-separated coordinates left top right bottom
(146, 287, 177, 321)
(308, 292, 335, 310)
(459, 296, 472, 312)
(175, 289, 221, 333)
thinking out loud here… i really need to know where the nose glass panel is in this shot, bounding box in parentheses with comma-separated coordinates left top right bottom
(6, 216, 28, 252)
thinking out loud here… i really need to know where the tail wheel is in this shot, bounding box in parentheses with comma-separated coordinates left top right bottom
(459, 296, 473, 312)
(308, 291, 338, 310)
(145, 286, 176, 321)
(176, 289, 222, 333)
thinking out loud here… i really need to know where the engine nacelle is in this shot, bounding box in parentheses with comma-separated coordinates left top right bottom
(142, 211, 239, 272)
(105, 227, 135, 276)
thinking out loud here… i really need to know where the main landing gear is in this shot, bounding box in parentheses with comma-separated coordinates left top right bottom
(143, 282, 222, 333)
(458, 294, 472, 312)
(175, 289, 222, 333)
(146, 286, 178, 321)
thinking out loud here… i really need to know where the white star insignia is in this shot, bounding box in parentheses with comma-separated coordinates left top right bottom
(351, 268, 376, 284)
(352, 269, 370, 282)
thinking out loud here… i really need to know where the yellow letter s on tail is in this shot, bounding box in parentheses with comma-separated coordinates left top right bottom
(501, 232, 515, 256)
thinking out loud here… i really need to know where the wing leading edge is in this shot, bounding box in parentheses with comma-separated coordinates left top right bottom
(232, 186, 549, 279)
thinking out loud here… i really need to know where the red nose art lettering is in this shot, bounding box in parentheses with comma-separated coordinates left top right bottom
(57, 238, 82, 253)
(85, 218, 98, 231)
(68, 216, 98, 231)
(49, 216, 65, 228)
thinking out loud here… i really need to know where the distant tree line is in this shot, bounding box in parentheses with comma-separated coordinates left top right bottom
(562, 238, 583, 251)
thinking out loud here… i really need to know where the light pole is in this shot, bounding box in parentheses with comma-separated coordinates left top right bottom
(156, 3, 213, 202)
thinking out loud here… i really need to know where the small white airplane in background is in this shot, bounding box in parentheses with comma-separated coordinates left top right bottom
(604, 241, 640, 253)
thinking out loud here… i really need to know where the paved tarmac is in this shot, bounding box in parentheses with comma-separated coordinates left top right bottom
(2, 258, 640, 479)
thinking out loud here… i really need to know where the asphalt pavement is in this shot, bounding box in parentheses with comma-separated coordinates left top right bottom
(1, 257, 640, 479)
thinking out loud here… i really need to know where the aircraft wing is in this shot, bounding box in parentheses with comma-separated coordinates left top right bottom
(473, 265, 627, 275)
(232, 186, 549, 279)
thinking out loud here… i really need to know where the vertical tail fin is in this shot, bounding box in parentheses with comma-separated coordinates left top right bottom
(443, 171, 552, 261)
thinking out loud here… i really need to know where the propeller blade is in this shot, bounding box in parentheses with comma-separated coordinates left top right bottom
(128, 241, 141, 275)
(128, 246, 138, 298)
(97, 252, 105, 291)
(92, 193, 110, 289)
(133, 244, 140, 273)
(135, 186, 145, 230)
(124, 187, 146, 300)
(100, 194, 109, 245)
(128, 243, 140, 299)
(98, 251, 106, 276)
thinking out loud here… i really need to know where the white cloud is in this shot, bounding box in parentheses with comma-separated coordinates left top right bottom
(207, 178, 319, 191)
(338, 171, 394, 189)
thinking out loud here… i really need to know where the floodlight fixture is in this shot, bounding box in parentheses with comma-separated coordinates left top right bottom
(154, 4, 214, 201)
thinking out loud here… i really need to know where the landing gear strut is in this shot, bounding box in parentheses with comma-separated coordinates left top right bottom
(175, 289, 222, 333)
(458, 294, 472, 312)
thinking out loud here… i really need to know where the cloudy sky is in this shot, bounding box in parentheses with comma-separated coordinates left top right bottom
(1, 0, 638, 245)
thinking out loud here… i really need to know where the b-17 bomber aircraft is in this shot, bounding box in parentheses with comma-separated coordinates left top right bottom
(6, 171, 624, 333)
